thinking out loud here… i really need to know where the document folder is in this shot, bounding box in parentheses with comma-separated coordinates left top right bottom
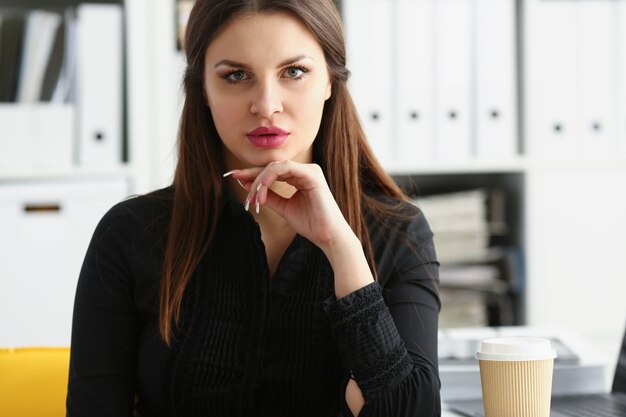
(344, 0, 395, 168)
(474, 0, 517, 159)
(433, 0, 472, 160)
(575, 1, 619, 157)
(395, 0, 435, 167)
(76, 4, 123, 166)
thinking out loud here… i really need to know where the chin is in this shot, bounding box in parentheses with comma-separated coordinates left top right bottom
(246, 151, 300, 167)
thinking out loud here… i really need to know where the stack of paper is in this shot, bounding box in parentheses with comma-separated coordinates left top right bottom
(439, 290, 490, 329)
(412, 189, 490, 264)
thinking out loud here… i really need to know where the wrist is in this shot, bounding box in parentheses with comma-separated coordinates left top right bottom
(321, 227, 375, 299)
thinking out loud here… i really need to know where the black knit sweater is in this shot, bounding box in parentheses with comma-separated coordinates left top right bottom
(66, 187, 441, 416)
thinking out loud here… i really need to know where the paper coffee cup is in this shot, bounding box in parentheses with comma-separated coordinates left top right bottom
(476, 338, 557, 417)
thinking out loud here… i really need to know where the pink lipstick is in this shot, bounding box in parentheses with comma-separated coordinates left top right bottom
(246, 126, 290, 148)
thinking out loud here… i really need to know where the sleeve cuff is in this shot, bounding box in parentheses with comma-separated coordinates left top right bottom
(324, 282, 413, 398)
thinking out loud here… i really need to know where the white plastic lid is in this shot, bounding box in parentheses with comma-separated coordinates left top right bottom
(475, 337, 557, 361)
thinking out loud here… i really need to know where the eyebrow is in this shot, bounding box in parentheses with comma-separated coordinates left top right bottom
(213, 54, 314, 69)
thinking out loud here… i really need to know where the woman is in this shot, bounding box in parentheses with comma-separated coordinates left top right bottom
(66, 0, 441, 416)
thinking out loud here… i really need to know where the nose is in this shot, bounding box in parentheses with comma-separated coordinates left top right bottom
(250, 78, 283, 119)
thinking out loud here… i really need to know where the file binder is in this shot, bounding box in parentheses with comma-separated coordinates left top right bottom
(343, 0, 395, 168)
(575, 1, 619, 157)
(16, 10, 62, 103)
(474, 0, 517, 159)
(40, 18, 65, 101)
(526, 0, 578, 158)
(395, 0, 435, 167)
(76, 4, 123, 166)
(51, 8, 78, 104)
(433, 0, 472, 160)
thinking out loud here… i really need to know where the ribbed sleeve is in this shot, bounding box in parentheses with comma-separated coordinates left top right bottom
(325, 206, 442, 417)
(326, 281, 441, 417)
(325, 283, 413, 398)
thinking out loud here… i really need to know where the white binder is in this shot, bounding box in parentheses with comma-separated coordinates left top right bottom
(395, 0, 435, 168)
(433, 0, 472, 160)
(344, 0, 395, 168)
(527, 0, 578, 158)
(575, 1, 619, 158)
(474, 0, 517, 159)
(16, 10, 62, 103)
(76, 4, 123, 166)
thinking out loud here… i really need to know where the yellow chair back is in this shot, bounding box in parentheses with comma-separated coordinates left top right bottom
(0, 347, 70, 417)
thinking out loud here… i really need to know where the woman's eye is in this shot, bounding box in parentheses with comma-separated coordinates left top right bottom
(284, 66, 307, 79)
(225, 70, 248, 82)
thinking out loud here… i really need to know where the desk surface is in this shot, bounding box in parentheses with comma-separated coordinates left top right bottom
(442, 406, 463, 417)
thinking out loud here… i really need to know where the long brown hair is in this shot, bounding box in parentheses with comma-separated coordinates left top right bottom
(160, 0, 409, 345)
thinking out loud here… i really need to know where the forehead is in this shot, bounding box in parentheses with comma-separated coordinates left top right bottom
(205, 11, 325, 65)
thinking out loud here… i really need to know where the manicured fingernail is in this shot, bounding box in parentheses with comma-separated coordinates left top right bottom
(255, 200, 260, 214)
(256, 183, 262, 192)
(244, 195, 250, 211)
(223, 170, 239, 178)
(235, 179, 246, 190)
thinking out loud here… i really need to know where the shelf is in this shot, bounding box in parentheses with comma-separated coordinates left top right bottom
(388, 157, 527, 176)
(0, 165, 132, 184)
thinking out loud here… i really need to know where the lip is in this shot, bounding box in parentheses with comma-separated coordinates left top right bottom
(246, 126, 290, 149)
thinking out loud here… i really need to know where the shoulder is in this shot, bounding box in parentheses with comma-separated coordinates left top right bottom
(364, 194, 438, 287)
(104, 186, 173, 220)
(98, 187, 173, 228)
(365, 194, 433, 245)
(91, 186, 174, 248)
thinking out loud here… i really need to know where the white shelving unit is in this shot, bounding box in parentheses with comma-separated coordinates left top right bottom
(0, 0, 145, 347)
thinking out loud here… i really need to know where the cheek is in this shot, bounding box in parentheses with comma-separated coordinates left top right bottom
(296, 88, 327, 123)
(209, 96, 246, 129)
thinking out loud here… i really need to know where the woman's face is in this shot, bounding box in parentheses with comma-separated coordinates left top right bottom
(203, 11, 332, 170)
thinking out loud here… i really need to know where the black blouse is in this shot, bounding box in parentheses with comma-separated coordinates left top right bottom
(66, 187, 441, 417)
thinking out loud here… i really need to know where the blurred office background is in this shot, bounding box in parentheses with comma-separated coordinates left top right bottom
(1, 0, 626, 384)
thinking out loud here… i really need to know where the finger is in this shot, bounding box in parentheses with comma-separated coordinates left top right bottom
(260, 187, 290, 218)
(254, 182, 264, 214)
(228, 161, 324, 213)
(259, 161, 324, 196)
(250, 170, 290, 213)
(228, 167, 264, 182)
(243, 166, 282, 212)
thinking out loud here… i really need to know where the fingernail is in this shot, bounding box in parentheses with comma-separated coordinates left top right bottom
(235, 179, 246, 190)
(223, 170, 239, 178)
(256, 183, 262, 192)
(255, 200, 260, 214)
(244, 195, 250, 211)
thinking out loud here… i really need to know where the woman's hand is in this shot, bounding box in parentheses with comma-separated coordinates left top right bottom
(226, 160, 352, 251)
(226, 160, 374, 299)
